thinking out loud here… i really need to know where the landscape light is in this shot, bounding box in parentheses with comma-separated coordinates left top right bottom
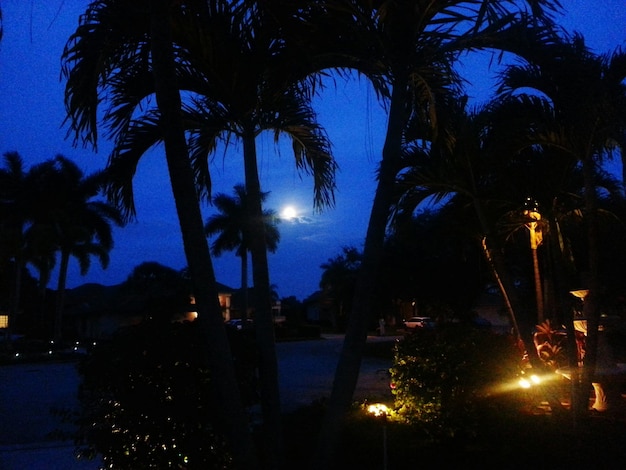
(367, 403, 389, 418)
(518, 374, 541, 389)
(366, 403, 389, 470)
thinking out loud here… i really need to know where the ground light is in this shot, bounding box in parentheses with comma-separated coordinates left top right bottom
(367, 403, 389, 470)
(519, 374, 541, 389)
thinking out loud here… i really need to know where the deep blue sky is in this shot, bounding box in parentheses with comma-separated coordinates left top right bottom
(0, 1, 625, 300)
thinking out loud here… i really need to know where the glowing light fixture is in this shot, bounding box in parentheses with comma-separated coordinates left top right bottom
(367, 403, 389, 418)
(367, 403, 389, 470)
(519, 374, 541, 389)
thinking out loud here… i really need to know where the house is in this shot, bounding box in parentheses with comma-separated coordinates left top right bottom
(64, 281, 235, 340)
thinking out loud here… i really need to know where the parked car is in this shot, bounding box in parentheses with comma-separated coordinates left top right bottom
(402, 316, 435, 329)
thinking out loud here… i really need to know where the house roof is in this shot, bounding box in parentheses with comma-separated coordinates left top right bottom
(64, 281, 235, 316)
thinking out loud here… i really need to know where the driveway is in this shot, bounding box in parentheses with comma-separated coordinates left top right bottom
(0, 334, 399, 469)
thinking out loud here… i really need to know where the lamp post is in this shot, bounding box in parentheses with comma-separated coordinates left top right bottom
(524, 199, 544, 324)
(367, 403, 388, 470)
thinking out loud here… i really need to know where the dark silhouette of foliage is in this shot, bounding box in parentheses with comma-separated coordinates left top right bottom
(73, 318, 261, 469)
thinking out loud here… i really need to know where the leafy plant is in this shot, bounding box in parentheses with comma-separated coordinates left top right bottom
(533, 320, 569, 370)
(390, 324, 523, 441)
(73, 320, 247, 469)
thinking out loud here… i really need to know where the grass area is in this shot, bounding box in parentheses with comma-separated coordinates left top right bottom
(280, 399, 626, 469)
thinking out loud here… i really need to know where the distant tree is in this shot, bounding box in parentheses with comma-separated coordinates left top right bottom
(0, 153, 123, 341)
(205, 184, 280, 321)
(384, 206, 485, 321)
(319, 246, 362, 332)
(0, 153, 67, 338)
(0, 152, 38, 339)
(278, 295, 304, 325)
(122, 261, 192, 322)
(31, 156, 124, 342)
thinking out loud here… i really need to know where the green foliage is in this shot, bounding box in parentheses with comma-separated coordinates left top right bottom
(390, 324, 523, 440)
(74, 320, 236, 469)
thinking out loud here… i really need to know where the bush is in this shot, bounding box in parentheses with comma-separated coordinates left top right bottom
(390, 324, 523, 441)
(73, 320, 244, 469)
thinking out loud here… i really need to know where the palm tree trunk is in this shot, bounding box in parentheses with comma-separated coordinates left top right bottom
(54, 250, 70, 343)
(577, 152, 602, 418)
(6, 254, 24, 348)
(241, 251, 249, 321)
(242, 127, 284, 469)
(149, 3, 256, 467)
(480, 236, 523, 342)
(531, 244, 544, 324)
(548, 214, 584, 426)
(314, 72, 409, 468)
(474, 200, 564, 412)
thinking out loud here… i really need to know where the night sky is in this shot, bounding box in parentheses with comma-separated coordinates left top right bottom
(0, 1, 624, 300)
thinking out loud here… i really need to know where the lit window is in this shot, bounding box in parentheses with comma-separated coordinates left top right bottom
(0, 315, 8, 329)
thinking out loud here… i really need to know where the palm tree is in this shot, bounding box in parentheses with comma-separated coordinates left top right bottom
(205, 184, 280, 321)
(496, 33, 626, 420)
(319, 246, 362, 332)
(315, 2, 563, 464)
(394, 97, 525, 338)
(106, 5, 337, 464)
(395, 90, 626, 417)
(31, 155, 124, 343)
(0, 153, 67, 340)
(61, 1, 257, 466)
(0, 152, 40, 342)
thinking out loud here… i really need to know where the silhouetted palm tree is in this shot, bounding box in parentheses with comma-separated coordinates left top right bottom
(0, 152, 42, 341)
(105, 6, 337, 463)
(319, 246, 361, 331)
(61, 2, 257, 465)
(32, 155, 123, 342)
(315, 2, 562, 463)
(496, 32, 626, 420)
(205, 184, 280, 320)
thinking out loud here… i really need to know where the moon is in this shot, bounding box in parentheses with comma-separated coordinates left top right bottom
(281, 205, 297, 220)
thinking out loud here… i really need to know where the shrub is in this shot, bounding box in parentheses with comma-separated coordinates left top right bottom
(73, 320, 243, 469)
(390, 324, 523, 441)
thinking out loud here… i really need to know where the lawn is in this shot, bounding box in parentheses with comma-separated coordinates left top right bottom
(280, 397, 626, 469)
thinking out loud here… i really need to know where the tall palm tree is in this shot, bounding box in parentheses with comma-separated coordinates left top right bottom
(496, 33, 626, 419)
(205, 184, 280, 321)
(189, 13, 338, 459)
(31, 155, 123, 343)
(314, 2, 563, 464)
(0, 152, 41, 342)
(394, 97, 527, 340)
(61, 1, 257, 466)
(106, 5, 337, 464)
(395, 91, 626, 417)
